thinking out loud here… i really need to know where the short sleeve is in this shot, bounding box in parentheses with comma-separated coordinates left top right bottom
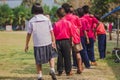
(76, 17, 81, 29)
(93, 17, 99, 24)
(27, 21, 33, 34)
(68, 21, 74, 37)
(48, 20, 53, 31)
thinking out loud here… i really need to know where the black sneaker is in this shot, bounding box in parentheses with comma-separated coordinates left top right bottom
(49, 70, 57, 80)
(38, 77, 44, 80)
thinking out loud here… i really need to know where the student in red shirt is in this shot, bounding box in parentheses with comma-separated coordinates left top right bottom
(53, 7, 73, 76)
(62, 3, 83, 74)
(94, 15, 106, 59)
(77, 8, 91, 68)
(82, 5, 100, 66)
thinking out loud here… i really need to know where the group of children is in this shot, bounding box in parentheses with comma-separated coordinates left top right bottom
(25, 3, 106, 80)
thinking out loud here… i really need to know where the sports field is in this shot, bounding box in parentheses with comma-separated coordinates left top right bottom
(0, 31, 120, 80)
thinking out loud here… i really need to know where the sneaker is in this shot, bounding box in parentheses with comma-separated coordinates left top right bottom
(49, 70, 57, 80)
(38, 77, 44, 80)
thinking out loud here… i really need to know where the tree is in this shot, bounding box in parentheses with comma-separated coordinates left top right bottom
(0, 4, 14, 26)
(50, 6, 58, 22)
(91, 0, 120, 21)
(43, 4, 50, 15)
(21, 0, 42, 8)
(13, 5, 31, 30)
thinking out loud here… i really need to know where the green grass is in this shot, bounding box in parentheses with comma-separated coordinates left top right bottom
(0, 31, 50, 79)
(0, 31, 120, 80)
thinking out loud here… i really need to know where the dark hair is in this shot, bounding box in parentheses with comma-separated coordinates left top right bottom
(82, 5, 89, 14)
(56, 7, 65, 18)
(31, 3, 43, 14)
(62, 3, 71, 13)
(77, 8, 84, 17)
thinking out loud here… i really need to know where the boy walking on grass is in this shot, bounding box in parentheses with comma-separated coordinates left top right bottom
(24, 3, 57, 80)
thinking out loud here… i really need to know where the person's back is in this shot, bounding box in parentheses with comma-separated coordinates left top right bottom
(83, 14, 98, 38)
(54, 7, 73, 76)
(82, 5, 99, 66)
(96, 22, 106, 35)
(64, 13, 81, 44)
(29, 14, 52, 46)
(79, 17, 88, 37)
(25, 3, 57, 80)
(62, 3, 83, 74)
(54, 18, 73, 40)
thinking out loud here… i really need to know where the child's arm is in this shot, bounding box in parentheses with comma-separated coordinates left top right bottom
(84, 31, 90, 44)
(50, 30, 56, 48)
(25, 33, 31, 52)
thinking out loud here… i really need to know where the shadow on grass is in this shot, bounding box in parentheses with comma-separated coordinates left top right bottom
(0, 77, 36, 80)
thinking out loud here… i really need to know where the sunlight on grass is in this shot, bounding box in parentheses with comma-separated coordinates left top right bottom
(0, 31, 120, 80)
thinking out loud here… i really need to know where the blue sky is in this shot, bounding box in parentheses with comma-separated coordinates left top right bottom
(0, 0, 60, 8)
(0, 0, 22, 8)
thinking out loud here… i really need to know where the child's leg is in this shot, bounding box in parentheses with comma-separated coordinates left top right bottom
(76, 52, 83, 74)
(49, 58, 57, 80)
(36, 64, 42, 79)
(49, 58, 55, 72)
(72, 48, 78, 67)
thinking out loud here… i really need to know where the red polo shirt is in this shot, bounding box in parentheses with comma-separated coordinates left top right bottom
(79, 17, 88, 37)
(83, 14, 99, 38)
(64, 13, 81, 44)
(53, 17, 74, 40)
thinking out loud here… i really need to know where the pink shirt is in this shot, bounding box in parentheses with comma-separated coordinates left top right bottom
(64, 14, 81, 44)
(53, 17, 73, 40)
(79, 17, 88, 37)
(83, 14, 99, 38)
(96, 22, 106, 35)
(108, 23, 112, 32)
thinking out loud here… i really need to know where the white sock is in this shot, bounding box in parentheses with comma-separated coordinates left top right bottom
(50, 68, 55, 72)
(38, 73, 42, 78)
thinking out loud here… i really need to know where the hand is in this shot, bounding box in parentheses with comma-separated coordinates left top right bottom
(25, 45, 29, 52)
(86, 38, 90, 44)
(52, 42, 56, 49)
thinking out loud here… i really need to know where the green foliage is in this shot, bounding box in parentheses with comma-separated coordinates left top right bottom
(43, 4, 50, 14)
(0, 4, 14, 26)
(43, 5, 58, 22)
(91, 0, 116, 22)
(50, 6, 58, 22)
(91, 0, 110, 16)
(13, 5, 32, 26)
(0, 3, 58, 30)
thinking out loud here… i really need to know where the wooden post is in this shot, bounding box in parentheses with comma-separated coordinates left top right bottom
(116, 15, 120, 48)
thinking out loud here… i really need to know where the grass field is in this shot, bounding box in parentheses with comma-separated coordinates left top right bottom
(0, 31, 120, 80)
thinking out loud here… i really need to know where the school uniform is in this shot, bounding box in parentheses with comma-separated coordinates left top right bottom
(96, 22, 106, 59)
(53, 17, 73, 74)
(64, 13, 82, 67)
(27, 14, 57, 64)
(83, 14, 99, 62)
(79, 17, 90, 68)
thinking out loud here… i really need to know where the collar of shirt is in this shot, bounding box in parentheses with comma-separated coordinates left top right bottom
(30, 14, 49, 22)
